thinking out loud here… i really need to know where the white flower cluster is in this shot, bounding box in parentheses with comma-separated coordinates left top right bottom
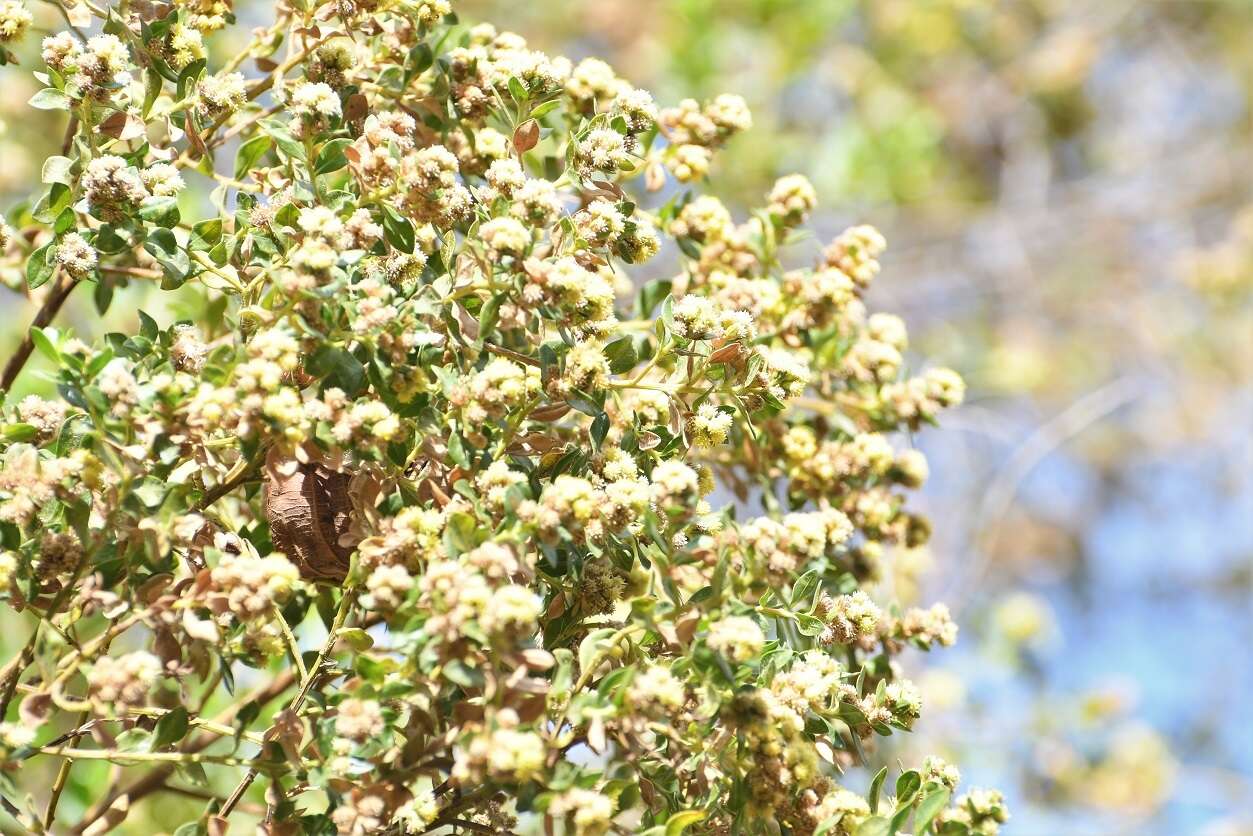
(550, 787, 616, 835)
(41, 33, 133, 98)
(209, 551, 301, 620)
(453, 713, 547, 784)
(817, 590, 883, 645)
(707, 615, 766, 663)
(0, 0, 32, 42)
(739, 507, 854, 583)
(87, 651, 162, 712)
(290, 81, 342, 122)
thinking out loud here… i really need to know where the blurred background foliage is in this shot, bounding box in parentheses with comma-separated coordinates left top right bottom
(1, 0, 1250, 833)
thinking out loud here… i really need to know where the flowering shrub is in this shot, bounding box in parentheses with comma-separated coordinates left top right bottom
(0, 1, 1006, 834)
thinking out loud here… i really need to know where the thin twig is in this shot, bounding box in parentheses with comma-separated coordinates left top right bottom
(43, 708, 91, 829)
(30, 746, 266, 767)
(194, 446, 267, 511)
(418, 787, 499, 834)
(273, 604, 309, 682)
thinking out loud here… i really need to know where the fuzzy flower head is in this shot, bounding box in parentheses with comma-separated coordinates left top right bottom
(210, 552, 301, 620)
(88, 651, 162, 712)
(550, 788, 616, 836)
(198, 71, 248, 118)
(576, 128, 631, 176)
(707, 615, 765, 663)
(82, 156, 148, 222)
(689, 402, 733, 447)
(82, 34, 132, 88)
(0, 0, 32, 42)
(289, 81, 341, 121)
(767, 174, 818, 226)
(54, 232, 97, 278)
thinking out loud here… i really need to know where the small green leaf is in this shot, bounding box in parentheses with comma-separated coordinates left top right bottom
(665, 811, 706, 836)
(895, 770, 922, 806)
(234, 134, 273, 180)
(114, 728, 151, 753)
(446, 431, 469, 468)
(1, 424, 38, 443)
(790, 569, 821, 609)
(382, 206, 414, 254)
(233, 700, 260, 744)
(259, 118, 305, 162)
(854, 816, 891, 836)
(566, 397, 603, 417)
(142, 67, 163, 118)
(41, 155, 74, 185)
(175, 58, 206, 100)
(138, 310, 159, 341)
(28, 88, 71, 110)
(441, 511, 479, 557)
(53, 207, 76, 234)
(308, 345, 366, 397)
(577, 628, 618, 678)
(868, 766, 888, 813)
(477, 294, 501, 341)
(176, 761, 209, 788)
(676, 236, 702, 260)
(144, 227, 190, 284)
(133, 477, 168, 508)
(33, 183, 73, 224)
(189, 218, 223, 251)
(314, 137, 353, 175)
(152, 707, 189, 750)
(529, 98, 562, 120)
(26, 243, 55, 290)
(603, 335, 638, 374)
(915, 786, 951, 833)
(139, 195, 181, 227)
(687, 585, 715, 606)
(590, 411, 609, 449)
(338, 627, 375, 651)
(93, 225, 130, 254)
(507, 75, 528, 106)
(637, 278, 672, 318)
(405, 43, 434, 79)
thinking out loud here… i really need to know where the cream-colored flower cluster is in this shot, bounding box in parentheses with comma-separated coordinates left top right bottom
(86, 651, 163, 713)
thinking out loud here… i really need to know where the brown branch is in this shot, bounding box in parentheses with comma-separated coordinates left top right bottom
(61, 114, 79, 156)
(0, 271, 79, 394)
(483, 342, 540, 367)
(0, 631, 39, 722)
(418, 787, 501, 834)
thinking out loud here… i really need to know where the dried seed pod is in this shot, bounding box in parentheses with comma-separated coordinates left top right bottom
(264, 448, 356, 583)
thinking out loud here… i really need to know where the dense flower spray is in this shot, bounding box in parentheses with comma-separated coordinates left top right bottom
(0, 1, 1005, 834)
